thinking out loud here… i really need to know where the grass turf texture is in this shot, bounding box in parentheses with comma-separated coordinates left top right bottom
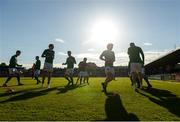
(0, 77, 180, 121)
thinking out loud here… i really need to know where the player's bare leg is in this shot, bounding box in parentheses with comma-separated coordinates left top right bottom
(76, 76, 80, 85)
(35, 75, 41, 84)
(42, 71, 47, 87)
(80, 76, 83, 84)
(86, 76, 89, 84)
(3, 76, 12, 87)
(137, 72, 143, 89)
(83, 77, 86, 83)
(143, 75, 152, 88)
(131, 72, 138, 91)
(16, 73, 23, 86)
(70, 76, 74, 85)
(102, 73, 113, 93)
(47, 72, 52, 88)
(65, 75, 71, 86)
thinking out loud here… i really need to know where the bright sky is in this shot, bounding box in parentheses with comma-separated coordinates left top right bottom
(0, 0, 179, 68)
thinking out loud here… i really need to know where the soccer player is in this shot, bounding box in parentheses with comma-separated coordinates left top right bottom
(127, 42, 144, 90)
(128, 62, 152, 88)
(2, 50, 23, 87)
(141, 66, 152, 88)
(34, 56, 41, 84)
(41, 44, 55, 88)
(62, 51, 76, 86)
(100, 43, 115, 93)
(77, 58, 89, 84)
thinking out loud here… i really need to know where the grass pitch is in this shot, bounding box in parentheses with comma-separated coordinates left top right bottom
(0, 77, 180, 121)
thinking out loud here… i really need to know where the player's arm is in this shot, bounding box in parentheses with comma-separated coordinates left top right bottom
(62, 58, 67, 65)
(127, 48, 130, 55)
(16, 61, 22, 67)
(99, 51, 105, 61)
(35, 62, 38, 68)
(41, 50, 46, 58)
(39, 61, 41, 68)
(78, 62, 81, 67)
(140, 48, 144, 64)
(9, 56, 14, 66)
(112, 51, 115, 62)
(128, 61, 130, 72)
(52, 51, 55, 59)
(74, 57, 76, 64)
(128, 61, 131, 76)
(17, 63, 22, 67)
(11, 56, 22, 67)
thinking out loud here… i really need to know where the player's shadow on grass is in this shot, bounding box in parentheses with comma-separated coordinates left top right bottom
(0, 87, 58, 103)
(138, 87, 180, 117)
(57, 84, 85, 94)
(104, 93, 139, 121)
(0, 87, 40, 97)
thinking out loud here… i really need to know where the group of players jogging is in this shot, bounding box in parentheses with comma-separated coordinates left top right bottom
(2, 42, 152, 93)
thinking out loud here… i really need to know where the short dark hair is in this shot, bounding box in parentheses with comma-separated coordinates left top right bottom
(16, 50, 21, 54)
(107, 43, 113, 47)
(67, 51, 71, 54)
(107, 43, 113, 49)
(36, 56, 39, 59)
(130, 42, 135, 46)
(49, 44, 54, 47)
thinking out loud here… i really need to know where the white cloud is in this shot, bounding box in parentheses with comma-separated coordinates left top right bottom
(82, 40, 90, 45)
(75, 53, 99, 60)
(115, 52, 129, 66)
(115, 50, 169, 65)
(53, 63, 63, 68)
(87, 48, 95, 52)
(21, 63, 64, 68)
(54, 38, 65, 43)
(58, 52, 66, 56)
(20, 63, 34, 69)
(116, 52, 128, 58)
(144, 42, 152, 46)
(144, 50, 169, 64)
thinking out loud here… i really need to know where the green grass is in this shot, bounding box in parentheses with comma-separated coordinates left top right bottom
(0, 77, 180, 121)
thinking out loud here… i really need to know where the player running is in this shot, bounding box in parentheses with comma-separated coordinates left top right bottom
(128, 42, 144, 90)
(2, 50, 24, 87)
(100, 43, 115, 93)
(34, 56, 41, 84)
(128, 62, 152, 88)
(141, 66, 152, 88)
(62, 51, 76, 86)
(77, 58, 89, 85)
(41, 44, 55, 88)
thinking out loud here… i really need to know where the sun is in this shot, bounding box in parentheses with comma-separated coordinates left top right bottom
(88, 18, 119, 46)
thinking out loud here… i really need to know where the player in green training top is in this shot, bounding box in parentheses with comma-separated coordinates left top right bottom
(34, 56, 41, 84)
(128, 42, 144, 90)
(100, 43, 115, 93)
(41, 44, 55, 88)
(2, 50, 23, 87)
(77, 57, 89, 85)
(62, 51, 76, 86)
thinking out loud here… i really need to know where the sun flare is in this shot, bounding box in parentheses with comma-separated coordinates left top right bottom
(89, 18, 119, 46)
